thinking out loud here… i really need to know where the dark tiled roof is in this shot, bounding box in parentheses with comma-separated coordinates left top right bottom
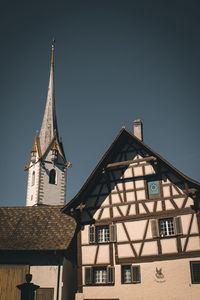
(0, 206, 76, 251)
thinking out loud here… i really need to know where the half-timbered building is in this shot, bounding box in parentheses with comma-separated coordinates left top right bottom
(62, 120, 200, 300)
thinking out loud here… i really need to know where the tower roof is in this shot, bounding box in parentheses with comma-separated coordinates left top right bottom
(39, 42, 58, 155)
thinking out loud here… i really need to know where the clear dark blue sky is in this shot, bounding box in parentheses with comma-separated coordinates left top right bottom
(1, 0, 200, 206)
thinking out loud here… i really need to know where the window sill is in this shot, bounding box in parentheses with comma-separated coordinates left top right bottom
(121, 282, 141, 284)
(89, 241, 115, 245)
(84, 283, 114, 287)
(159, 234, 181, 239)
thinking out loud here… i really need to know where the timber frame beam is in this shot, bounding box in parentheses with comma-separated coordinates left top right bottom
(106, 156, 157, 169)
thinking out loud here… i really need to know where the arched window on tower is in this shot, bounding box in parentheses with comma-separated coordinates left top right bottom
(49, 169, 56, 184)
(32, 171, 35, 186)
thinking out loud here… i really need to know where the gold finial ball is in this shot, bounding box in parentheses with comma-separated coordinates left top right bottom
(52, 38, 55, 49)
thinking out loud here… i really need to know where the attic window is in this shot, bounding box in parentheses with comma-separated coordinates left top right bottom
(49, 169, 56, 184)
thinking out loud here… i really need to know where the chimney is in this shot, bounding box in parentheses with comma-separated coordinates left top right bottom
(133, 120, 143, 141)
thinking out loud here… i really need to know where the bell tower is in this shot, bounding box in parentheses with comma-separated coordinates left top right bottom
(25, 42, 71, 206)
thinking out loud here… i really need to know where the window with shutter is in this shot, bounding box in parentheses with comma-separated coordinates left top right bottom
(151, 217, 183, 238)
(89, 225, 117, 244)
(190, 261, 200, 284)
(85, 266, 115, 285)
(122, 265, 141, 284)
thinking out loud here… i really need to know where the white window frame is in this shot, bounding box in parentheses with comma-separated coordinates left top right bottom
(94, 267, 107, 284)
(96, 226, 110, 243)
(159, 218, 175, 237)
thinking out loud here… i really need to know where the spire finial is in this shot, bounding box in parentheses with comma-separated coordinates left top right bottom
(51, 39, 55, 65)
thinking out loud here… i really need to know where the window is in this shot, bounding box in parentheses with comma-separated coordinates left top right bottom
(85, 266, 114, 285)
(147, 180, 160, 198)
(32, 171, 35, 186)
(190, 261, 200, 284)
(151, 217, 183, 238)
(89, 224, 117, 244)
(97, 226, 110, 243)
(122, 265, 141, 284)
(94, 267, 107, 284)
(159, 218, 175, 237)
(49, 169, 56, 184)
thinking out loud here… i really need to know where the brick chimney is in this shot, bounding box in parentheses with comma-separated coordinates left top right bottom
(133, 120, 143, 141)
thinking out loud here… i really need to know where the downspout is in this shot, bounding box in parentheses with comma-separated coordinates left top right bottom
(56, 264, 61, 300)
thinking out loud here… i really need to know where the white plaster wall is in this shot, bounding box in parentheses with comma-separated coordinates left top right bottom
(82, 245, 97, 264)
(26, 154, 40, 206)
(39, 151, 66, 205)
(30, 265, 63, 300)
(82, 258, 200, 300)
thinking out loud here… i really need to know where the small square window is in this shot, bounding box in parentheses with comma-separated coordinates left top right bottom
(190, 261, 200, 284)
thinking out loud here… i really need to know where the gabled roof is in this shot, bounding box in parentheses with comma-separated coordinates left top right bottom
(62, 127, 200, 212)
(0, 206, 76, 251)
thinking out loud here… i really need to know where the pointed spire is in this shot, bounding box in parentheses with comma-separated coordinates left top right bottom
(39, 40, 58, 155)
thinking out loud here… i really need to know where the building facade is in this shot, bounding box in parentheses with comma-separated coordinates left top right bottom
(63, 120, 200, 300)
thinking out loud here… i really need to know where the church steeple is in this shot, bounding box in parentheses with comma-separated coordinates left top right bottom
(39, 42, 58, 155)
(25, 42, 71, 207)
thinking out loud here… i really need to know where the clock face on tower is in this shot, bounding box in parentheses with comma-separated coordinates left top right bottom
(148, 180, 160, 196)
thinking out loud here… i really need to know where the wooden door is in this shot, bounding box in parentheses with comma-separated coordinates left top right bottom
(36, 288, 54, 300)
(0, 264, 29, 300)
